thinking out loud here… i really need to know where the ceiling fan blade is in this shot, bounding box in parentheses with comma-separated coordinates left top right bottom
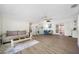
(71, 4, 78, 8)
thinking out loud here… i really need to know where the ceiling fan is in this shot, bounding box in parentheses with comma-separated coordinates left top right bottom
(71, 4, 78, 8)
(41, 16, 52, 22)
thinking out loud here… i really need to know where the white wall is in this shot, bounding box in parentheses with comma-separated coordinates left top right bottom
(0, 6, 2, 35)
(53, 16, 78, 37)
(77, 15, 79, 47)
(1, 14, 78, 38)
(0, 17, 2, 35)
(63, 18, 74, 36)
(0, 19, 1, 35)
(32, 16, 78, 37)
(2, 17, 29, 34)
(1, 4, 78, 37)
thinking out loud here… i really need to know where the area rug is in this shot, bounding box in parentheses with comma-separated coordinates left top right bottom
(4, 40, 39, 54)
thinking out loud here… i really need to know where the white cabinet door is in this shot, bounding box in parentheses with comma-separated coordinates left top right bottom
(72, 30, 78, 38)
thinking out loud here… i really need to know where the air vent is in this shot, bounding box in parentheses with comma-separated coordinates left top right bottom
(71, 4, 78, 8)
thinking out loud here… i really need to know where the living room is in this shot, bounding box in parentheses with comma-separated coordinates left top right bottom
(0, 4, 79, 54)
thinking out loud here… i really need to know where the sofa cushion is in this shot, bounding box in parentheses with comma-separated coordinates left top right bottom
(17, 31, 26, 35)
(6, 31, 18, 36)
(2, 30, 28, 43)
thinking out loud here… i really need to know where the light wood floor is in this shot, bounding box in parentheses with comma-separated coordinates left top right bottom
(17, 35, 79, 54)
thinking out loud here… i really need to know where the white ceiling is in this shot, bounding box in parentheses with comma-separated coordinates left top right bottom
(0, 4, 79, 23)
